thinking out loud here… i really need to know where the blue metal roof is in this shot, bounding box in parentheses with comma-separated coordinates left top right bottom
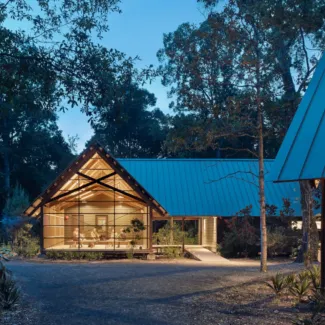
(119, 159, 301, 217)
(271, 52, 325, 182)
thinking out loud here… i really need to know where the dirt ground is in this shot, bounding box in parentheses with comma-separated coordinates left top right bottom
(1, 258, 322, 325)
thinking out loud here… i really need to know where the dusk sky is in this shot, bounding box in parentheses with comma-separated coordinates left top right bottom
(57, 0, 209, 152)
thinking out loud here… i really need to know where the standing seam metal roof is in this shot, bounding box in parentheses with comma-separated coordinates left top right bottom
(119, 159, 301, 217)
(271, 52, 325, 182)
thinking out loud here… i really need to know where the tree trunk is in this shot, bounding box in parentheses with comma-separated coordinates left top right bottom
(296, 180, 313, 265)
(258, 95, 267, 272)
(274, 37, 296, 104)
(310, 215, 319, 261)
(256, 54, 267, 272)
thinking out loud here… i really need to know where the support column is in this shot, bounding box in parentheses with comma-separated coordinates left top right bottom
(182, 218, 185, 253)
(40, 205, 44, 253)
(202, 218, 206, 246)
(216, 217, 218, 244)
(321, 179, 325, 292)
(149, 207, 153, 250)
(198, 219, 202, 245)
(215, 217, 218, 253)
(170, 217, 174, 244)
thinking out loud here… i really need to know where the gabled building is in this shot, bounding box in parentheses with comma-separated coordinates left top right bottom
(25, 142, 301, 253)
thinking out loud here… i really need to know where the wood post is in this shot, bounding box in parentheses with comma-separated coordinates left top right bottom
(149, 207, 153, 250)
(321, 179, 325, 292)
(215, 217, 218, 252)
(198, 219, 202, 245)
(182, 217, 185, 253)
(40, 205, 44, 253)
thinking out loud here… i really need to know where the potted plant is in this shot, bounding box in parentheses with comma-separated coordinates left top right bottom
(123, 218, 146, 255)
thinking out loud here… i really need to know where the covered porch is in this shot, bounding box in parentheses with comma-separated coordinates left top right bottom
(152, 216, 218, 253)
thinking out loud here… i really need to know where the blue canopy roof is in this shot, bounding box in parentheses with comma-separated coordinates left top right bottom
(119, 159, 301, 217)
(271, 52, 325, 182)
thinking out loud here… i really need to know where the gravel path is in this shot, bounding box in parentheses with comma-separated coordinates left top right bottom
(2, 259, 304, 325)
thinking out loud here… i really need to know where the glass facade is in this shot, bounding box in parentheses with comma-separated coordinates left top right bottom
(43, 153, 150, 251)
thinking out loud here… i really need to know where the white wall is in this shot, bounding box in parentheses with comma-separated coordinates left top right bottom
(202, 217, 217, 252)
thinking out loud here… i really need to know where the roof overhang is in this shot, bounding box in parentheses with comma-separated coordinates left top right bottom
(271, 52, 325, 183)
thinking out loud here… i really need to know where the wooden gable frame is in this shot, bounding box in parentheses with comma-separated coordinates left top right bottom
(24, 142, 168, 217)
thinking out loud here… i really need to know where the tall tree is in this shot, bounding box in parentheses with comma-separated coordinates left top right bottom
(157, 18, 254, 157)
(0, 95, 74, 211)
(201, 0, 324, 266)
(159, 2, 279, 272)
(89, 83, 169, 157)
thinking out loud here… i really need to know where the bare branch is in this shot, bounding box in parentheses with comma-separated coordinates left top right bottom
(206, 172, 259, 188)
(297, 65, 317, 94)
(219, 146, 258, 157)
(0, 0, 12, 11)
(205, 170, 259, 181)
(300, 27, 310, 74)
(29, 19, 76, 41)
(208, 131, 257, 139)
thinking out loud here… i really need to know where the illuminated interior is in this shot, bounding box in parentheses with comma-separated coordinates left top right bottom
(43, 152, 150, 251)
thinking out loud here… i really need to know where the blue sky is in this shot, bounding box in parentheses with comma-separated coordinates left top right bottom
(57, 0, 208, 152)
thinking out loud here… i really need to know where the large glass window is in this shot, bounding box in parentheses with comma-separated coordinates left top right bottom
(43, 153, 149, 250)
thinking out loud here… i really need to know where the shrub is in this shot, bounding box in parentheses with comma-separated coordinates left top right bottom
(308, 265, 321, 291)
(13, 237, 39, 258)
(12, 223, 39, 258)
(284, 273, 296, 287)
(123, 218, 146, 248)
(184, 235, 198, 245)
(45, 251, 74, 260)
(265, 273, 288, 296)
(0, 246, 12, 261)
(299, 270, 311, 282)
(293, 289, 325, 325)
(153, 221, 184, 245)
(162, 247, 182, 259)
(310, 289, 325, 314)
(0, 263, 20, 310)
(289, 277, 311, 302)
(0, 276, 20, 309)
(45, 251, 61, 260)
(153, 221, 198, 248)
(267, 227, 288, 257)
(45, 251, 104, 260)
(220, 207, 259, 258)
(81, 252, 103, 260)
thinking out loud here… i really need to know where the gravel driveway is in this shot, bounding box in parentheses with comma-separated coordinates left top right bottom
(3, 259, 303, 325)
